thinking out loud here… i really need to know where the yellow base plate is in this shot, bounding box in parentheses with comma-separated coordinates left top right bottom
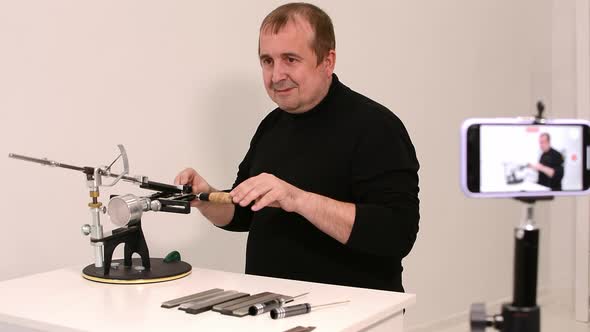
(82, 270, 191, 284)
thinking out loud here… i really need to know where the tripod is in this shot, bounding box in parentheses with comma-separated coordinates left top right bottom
(470, 197, 550, 332)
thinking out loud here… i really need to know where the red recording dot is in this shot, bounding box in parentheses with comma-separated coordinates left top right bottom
(572, 154, 577, 161)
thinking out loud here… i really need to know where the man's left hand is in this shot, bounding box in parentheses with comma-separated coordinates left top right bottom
(230, 173, 307, 212)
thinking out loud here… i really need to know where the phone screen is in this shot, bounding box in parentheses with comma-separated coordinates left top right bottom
(463, 119, 590, 197)
(480, 124, 584, 193)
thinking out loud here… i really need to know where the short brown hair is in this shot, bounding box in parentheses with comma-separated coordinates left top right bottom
(260, 2, 336, 64)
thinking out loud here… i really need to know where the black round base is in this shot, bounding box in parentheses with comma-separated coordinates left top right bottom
(82, 258, 192, 284)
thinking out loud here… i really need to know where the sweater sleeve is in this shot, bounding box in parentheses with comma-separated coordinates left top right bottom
(218, 111, 277, 232)
(345, 111, 420, 259)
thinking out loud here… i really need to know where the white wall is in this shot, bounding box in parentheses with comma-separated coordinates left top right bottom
(0, 0, 568, 328)
(574, 0, 590, 321)
(549, 0, 580, 296)
(551, 0, 590, 322)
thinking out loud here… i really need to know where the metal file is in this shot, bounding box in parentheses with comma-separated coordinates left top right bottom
(212, 292, 275, 312)
(161, 288, 224, 308)
(183, 291, 250, 315)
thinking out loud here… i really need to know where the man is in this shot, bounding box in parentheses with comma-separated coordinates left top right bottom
(529, 133, 564, 190)
(175, 3, 419, 292)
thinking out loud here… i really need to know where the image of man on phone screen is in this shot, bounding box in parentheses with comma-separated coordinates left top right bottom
(528, 133, 564, 190)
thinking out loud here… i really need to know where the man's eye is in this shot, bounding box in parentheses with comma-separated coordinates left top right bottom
(287, 57, 296, 63)
(262, 58, 273, 65)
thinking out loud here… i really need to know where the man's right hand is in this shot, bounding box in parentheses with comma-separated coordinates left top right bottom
(174, 168, 212, 208)
(174, 168, 235, 227)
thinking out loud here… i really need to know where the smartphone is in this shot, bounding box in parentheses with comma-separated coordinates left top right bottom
(461, 118, 590, 198)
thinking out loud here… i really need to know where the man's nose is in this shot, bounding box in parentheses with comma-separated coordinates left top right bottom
(271, 62, 287, 83)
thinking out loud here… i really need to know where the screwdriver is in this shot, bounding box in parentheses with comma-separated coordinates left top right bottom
(249, 292, 309, 316)
(270, 300, 350, 319)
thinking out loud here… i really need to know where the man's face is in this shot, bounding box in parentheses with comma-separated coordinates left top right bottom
(539, 135, 550, 152)
(259, 17, 334, 114)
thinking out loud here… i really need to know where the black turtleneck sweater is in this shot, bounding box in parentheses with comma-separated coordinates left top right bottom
(221, 74, 420, 292)
(538, 148, 564, 190)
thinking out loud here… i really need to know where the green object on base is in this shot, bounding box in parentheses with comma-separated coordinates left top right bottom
(164, 250, 181, 263)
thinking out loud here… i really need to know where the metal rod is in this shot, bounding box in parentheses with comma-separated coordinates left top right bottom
(270, 300, 350, 319)
(290, 292, 309, 301)
(312, 300, 350, 309)
(8, 153, 86, 172)
(8, 152, 143, 184)
(525, 205, 535, 227)
(90, 207, 104, 268)
(105, 153, 122, 172)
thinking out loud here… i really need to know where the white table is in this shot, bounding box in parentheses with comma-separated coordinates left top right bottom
(480, 181, 551, 193)
(0, 266, 415, 332)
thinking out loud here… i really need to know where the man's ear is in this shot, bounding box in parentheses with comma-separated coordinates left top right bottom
(321, 50, 336, 76)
